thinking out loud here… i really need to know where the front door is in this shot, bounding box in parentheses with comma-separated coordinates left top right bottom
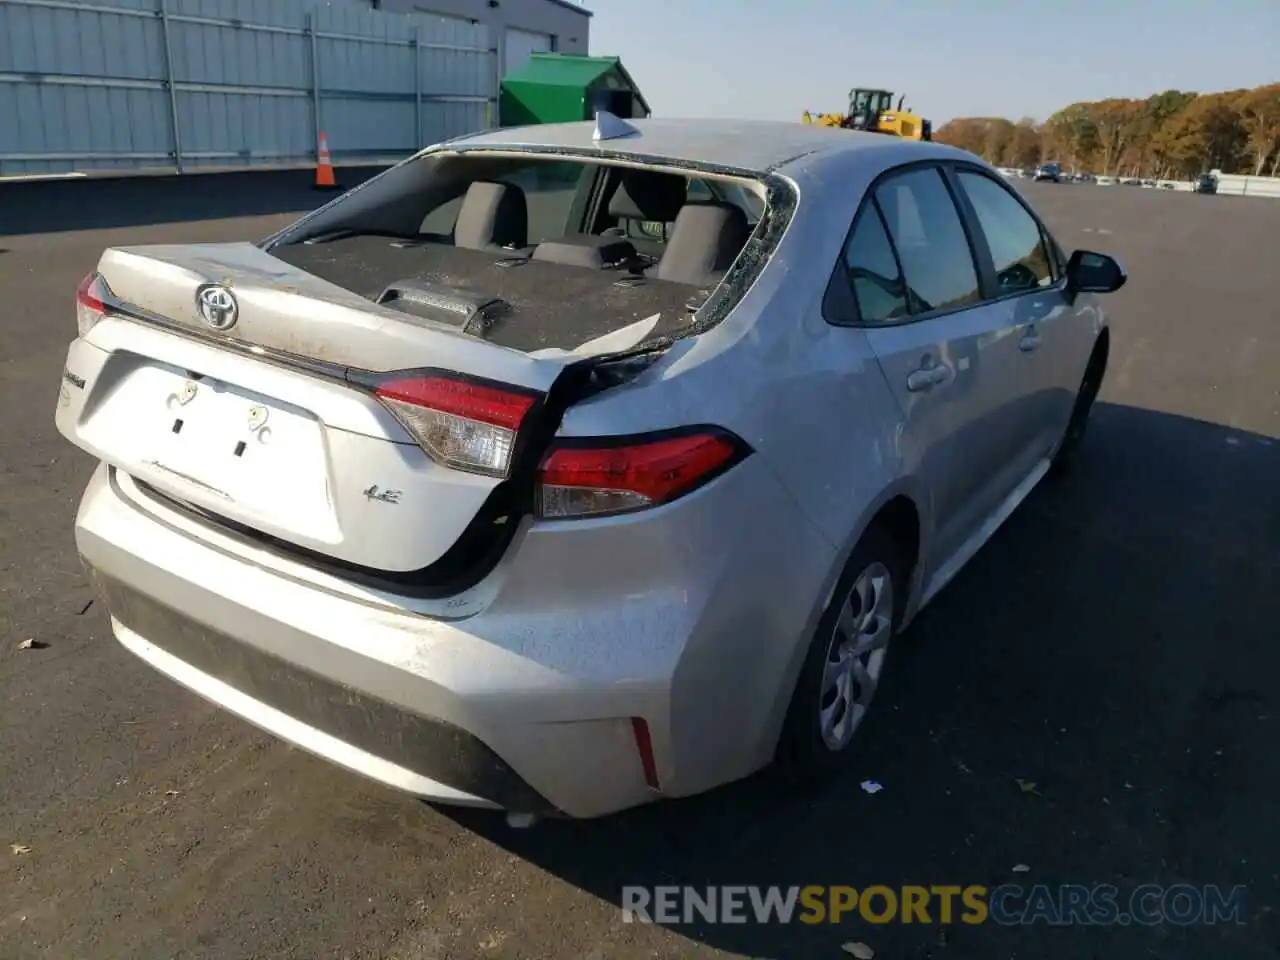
(952, 167, 1090, 462)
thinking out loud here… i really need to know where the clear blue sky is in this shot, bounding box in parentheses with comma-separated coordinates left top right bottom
(589, 0, 1279, 125)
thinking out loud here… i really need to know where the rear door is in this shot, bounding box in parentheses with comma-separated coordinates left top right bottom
(951, 167, 1090, 459)
(844, 165, 1032, 565)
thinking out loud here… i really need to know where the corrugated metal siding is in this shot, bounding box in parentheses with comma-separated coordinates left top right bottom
(505, 27, 552, 76)
(0, 0, 497, 176)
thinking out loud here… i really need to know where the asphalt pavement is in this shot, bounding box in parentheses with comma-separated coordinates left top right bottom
(1, 173, 1278, 959)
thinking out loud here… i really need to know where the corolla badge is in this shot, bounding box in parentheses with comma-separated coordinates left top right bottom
(196, 284, 238, 331)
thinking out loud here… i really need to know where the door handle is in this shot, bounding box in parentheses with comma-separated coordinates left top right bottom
(906, 363, 949, 392)
(1019, 327, 1042, 352)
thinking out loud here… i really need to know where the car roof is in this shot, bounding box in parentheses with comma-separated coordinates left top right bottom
(446, 117, 958, 175)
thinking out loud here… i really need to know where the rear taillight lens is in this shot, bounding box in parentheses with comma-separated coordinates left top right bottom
(76, 272, 110, 337)
(537, 428, 748, 519)
(373, 373, 538, 478)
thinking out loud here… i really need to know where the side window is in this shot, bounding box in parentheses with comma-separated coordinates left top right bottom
(1045, 230, 1068, 278)
(874, 167, 981, 314)
(419, 195, 463, 236)
(841, 204, 910, 323)
(689, 179, 763, 224)
(687, 180, 715, 202)
(499, 162, 591, 244)
(956, 171, 1055, 293)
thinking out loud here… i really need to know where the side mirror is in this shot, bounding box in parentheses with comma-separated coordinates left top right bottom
(1066, 249, 1127, 295)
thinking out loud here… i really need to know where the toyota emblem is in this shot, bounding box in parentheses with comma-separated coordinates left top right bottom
(196, 284, 238, 331)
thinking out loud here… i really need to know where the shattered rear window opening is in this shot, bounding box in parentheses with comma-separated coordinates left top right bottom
(266, 150, 795, 356)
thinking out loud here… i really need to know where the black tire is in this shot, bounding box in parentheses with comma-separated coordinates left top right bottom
(1052, 338, 1108, 476)
(775, 522, 906, 784)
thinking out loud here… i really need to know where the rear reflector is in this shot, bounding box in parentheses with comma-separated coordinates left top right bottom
(76, 272, 110, 337)
(631, 718, 660, 791)
(373, 374, 538, 478)
(537, 428, 746, 519)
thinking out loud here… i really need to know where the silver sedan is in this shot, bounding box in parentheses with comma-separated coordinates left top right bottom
(56, 116, 1124, 820)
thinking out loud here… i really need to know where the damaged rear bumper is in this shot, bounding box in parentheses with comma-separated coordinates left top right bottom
(74, 444, 835, 818)
(88, 567, 559, 814)
(75, 464, 665, 818)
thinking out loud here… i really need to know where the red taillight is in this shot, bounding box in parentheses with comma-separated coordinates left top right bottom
(76, 272, 110, 336)
(373, 373, 539, 478)
(376, 375, 535, 431)
(76, 272, 106, 312)
(537, 429, 746, 519)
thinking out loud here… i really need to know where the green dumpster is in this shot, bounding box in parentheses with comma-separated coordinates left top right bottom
(499, 53, 651, 127)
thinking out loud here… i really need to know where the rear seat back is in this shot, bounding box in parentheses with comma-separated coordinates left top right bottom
(454, 181, 528, 252)
(607, 170, 687, 249)
(655, 202, 751, 286)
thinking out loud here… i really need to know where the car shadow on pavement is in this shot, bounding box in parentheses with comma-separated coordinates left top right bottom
(443, 402, 1280, 960)
(0, 168, 385, 236)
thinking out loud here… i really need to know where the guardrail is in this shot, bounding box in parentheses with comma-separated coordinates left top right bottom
(1211, 174, 1280, 199)
(1006, 170, 1280, 199)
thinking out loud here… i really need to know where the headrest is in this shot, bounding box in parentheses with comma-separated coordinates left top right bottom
(607, 169, 687, 223)
(655, 202, 751, 285)
(531, 234, 637, 269)
(454, 181, 528, 251)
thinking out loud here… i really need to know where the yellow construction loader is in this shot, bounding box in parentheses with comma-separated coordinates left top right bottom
(802, 88, 932, 141)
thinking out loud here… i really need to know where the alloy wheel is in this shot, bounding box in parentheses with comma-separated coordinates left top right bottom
(819, 562, 894, 751)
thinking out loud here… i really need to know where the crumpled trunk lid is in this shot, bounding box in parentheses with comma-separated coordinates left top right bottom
(59, 242, 590, 579)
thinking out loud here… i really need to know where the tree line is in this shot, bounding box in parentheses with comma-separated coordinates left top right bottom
(933, 83, 1280, 179)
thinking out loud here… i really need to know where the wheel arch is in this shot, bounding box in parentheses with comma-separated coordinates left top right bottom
(873, 494, 921, 606)
(823, 483, 929, 634)
(761, 483, 929, 759)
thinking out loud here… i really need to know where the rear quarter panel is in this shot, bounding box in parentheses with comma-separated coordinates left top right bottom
(551, 148, 942, 758)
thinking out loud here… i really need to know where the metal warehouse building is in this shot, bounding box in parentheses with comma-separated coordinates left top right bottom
(369, 0, 590, 77)
(0, 0, 592, 178)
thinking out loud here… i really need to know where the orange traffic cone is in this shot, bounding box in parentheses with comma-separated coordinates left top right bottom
(313, 131, 340, 190)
